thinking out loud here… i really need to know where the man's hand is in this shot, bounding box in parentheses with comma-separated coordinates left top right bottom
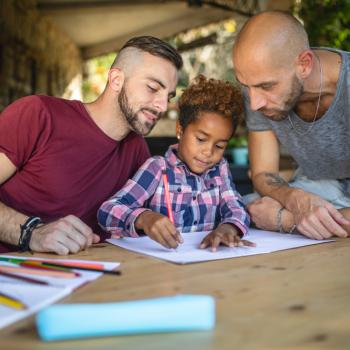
(247, 197, 287, 231)
(135, 211, 183, 249)
(199, 223, 255, 252)
(285, 189, 349, 239)
(29, 215, 100, 255)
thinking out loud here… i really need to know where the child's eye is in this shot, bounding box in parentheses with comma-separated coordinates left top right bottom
(196, 137, 205, 143)
(216, 144, 225, 150)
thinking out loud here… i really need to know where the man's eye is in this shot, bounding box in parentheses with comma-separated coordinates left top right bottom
(148, 86, 157, 92)
(261, 84, 273, 90)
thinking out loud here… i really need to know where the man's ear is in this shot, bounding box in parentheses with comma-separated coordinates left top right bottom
(176, 120, 183, 140)
(108, 68, 125, 93)
(295, 49, 313, 79)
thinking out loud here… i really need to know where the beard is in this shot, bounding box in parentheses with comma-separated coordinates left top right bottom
(259, 74, 304, 121)
(118, 86, 162, 136)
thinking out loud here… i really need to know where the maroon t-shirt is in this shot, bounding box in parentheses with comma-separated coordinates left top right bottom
(0, 95, 150, 252)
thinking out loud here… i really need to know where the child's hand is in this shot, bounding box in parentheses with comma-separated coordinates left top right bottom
(199, 223, 255, 252)
(135, 211, 183, 249)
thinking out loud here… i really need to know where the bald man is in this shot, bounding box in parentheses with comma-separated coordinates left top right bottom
(232, 11, 350, 240)
(0, 36, 182, 254)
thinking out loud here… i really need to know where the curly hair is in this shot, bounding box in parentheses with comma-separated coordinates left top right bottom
(178, 75, 243, 132)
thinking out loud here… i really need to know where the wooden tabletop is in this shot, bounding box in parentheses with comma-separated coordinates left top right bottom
(1, 238, 350, 350)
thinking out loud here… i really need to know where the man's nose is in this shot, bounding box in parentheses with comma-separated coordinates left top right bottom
(249, 89, 266, 111)
(153, 94, 168, 113)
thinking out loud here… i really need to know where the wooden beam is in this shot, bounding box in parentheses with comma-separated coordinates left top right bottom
(38, 0, 181, 12)
(81, 8, 233, 59)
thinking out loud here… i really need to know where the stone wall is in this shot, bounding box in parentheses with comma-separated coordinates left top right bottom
(0, 0, 82, 111)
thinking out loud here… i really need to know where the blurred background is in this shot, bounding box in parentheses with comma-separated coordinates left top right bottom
(0, 0, 349, 193)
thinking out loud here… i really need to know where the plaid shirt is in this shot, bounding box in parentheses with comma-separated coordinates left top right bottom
(98, 144, 250, 236)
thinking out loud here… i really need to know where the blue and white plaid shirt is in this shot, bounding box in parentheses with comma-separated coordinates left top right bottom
(98, 144, 250, 236)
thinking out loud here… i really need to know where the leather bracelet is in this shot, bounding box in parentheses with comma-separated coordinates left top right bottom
(18, 216, 43, 252)
(277, 208, 297, 234)
(276, 207, 284, 233)
(288, 224, 297, 234)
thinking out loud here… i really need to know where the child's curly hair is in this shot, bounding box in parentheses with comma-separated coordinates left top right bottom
(178, 75, 243, 133)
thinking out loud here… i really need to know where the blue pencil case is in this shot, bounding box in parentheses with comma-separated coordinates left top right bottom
(36, 294, 215, 341)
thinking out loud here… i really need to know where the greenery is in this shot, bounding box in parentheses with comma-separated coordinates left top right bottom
(82, 53, 115, 102)
(294, 0, 350, 51)
(227, 135, 248, 149)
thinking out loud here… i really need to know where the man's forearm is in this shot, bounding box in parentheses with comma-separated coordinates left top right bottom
(252, 172, 298, 206)
(0, 201, 28, 245)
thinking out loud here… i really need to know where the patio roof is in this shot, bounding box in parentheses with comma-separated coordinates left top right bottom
(37, 0, 292, 59)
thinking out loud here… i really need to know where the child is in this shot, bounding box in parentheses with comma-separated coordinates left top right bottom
(98, 75, 253, 251)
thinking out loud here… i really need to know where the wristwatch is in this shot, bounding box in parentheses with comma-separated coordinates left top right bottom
(18, 216, 43, 252)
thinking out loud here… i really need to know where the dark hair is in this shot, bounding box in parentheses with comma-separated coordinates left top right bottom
(178, 75, 243, 132)
(120, 36, 183, 70)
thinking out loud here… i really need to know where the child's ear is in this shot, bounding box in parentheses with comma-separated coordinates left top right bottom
(176, 121, 183, 140)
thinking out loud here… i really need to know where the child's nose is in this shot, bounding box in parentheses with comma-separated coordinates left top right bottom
(202, 145, 213, 157)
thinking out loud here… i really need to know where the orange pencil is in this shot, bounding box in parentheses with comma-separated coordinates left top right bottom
(39, 260, 104, 270)
(162, 170, 174, 224)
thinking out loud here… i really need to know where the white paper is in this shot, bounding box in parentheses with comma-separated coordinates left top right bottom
(107, 229, 334, 264)
(0, 256, 119, 329)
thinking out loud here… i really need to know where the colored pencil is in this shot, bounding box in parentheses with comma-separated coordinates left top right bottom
(0, 256, 117, 275)
(40, 262, 121, 275)
(0, 266, 77, 279)
(0, 270, 49, 285)
(0, 292, 27, 310)
(0, 257, 104, 270)
(19, 261, 81, 277)
(162, 170, 174, 224)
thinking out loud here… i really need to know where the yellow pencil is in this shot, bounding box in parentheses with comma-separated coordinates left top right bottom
(0, 292, 27, 310)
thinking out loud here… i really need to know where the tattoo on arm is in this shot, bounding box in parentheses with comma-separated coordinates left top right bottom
(264, 173, 289, 188)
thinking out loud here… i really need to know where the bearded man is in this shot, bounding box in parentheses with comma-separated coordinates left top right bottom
(0, 36, 182, 254)
(232, 11, 350, 240)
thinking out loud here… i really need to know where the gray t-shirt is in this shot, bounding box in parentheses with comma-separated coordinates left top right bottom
(246, 48, 350, 180)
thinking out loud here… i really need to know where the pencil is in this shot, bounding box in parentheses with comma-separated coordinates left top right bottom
(0, 292, 27, 310)
(0, 257, 119, 275)
(0, 266, 77, 279)
(0, 270, 49, 285)
(162, 170, 174, 224)
(0, 257, 104, 269)
(19, 261, 81, 277)
(40, 262, 122, 275)
(41, 260, 104, 269)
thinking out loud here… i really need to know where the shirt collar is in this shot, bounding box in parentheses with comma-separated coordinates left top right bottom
(165, 144, 223, 177)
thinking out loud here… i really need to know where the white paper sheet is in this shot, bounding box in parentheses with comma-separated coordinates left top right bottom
(0, 256, 120, 329)
(107, 229, 334, 264)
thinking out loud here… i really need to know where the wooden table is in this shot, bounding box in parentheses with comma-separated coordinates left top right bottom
(1, 238, 350, 350)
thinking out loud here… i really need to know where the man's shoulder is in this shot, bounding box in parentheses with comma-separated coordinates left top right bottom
(3, 95, 78, 113)
(33, 95, 80, 109)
